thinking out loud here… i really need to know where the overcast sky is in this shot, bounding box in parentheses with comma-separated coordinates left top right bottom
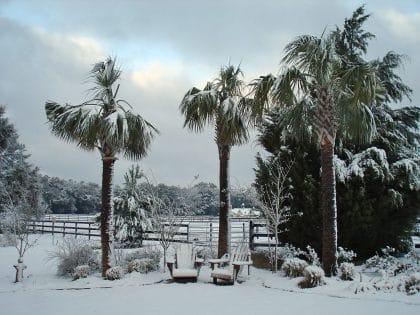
(1, 0, 419, 187)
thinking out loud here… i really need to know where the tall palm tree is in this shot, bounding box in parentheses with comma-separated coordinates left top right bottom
(252, 9, 384, 276)
(180, 65, 255, 257)
(45, 57, 158, 277)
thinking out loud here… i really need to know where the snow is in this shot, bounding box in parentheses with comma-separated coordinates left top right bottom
(335, 147, 391, 183)
(0, 235, 419, 315)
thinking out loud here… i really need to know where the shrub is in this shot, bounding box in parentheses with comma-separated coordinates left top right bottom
(337, 247, 357, 264)
(404, 273, 420, 295)
(340, 262, 355, 281)
(304, 246, 320, 266)
(365, 247, 402, 276)
(127, 258, 157, 273)
(72, 265, 90, 280)
(125, 246, 161, 272)
(106, 266, 124, 280)
(48, 238, 98, 277)
(281, 258, 308, 277)
(0, 234, 15, 247)
(299, 265, 325, 288)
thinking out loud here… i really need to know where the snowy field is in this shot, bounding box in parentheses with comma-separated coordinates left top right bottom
(0, 235, 419, 315)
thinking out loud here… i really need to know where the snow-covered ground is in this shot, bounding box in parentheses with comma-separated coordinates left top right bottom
(0, 235, 418, 315)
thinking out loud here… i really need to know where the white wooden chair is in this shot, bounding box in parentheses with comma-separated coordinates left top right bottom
(167, 243, 204, 283)
(210, 243, 253, 284)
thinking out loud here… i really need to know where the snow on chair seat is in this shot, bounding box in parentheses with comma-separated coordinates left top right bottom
(210, 243, 252, 285)
(167, 243, 203, 283)
(172, 268, 198, 278)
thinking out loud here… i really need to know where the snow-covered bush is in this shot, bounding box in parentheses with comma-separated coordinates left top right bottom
(304, 246, 320, 266)
(277, 244, 305, 261)
(195, 244, 217, 261)
(340, 262, 355, 281)
(299, 265, 325, 288)
(403, 273, 420, 295)
(105, 266, 124, 280)
(281, 258, 308, 277)
(337, 247, 357, 264)
(48, 238, 98, 277)
(0, 234, 14, 247)
(125, 246, 161, 272)
(72, 265, 90, 280)
(365, 247, 403, 276)
(127, 258, 156, 273)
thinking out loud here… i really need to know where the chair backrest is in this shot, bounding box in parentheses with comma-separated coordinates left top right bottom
(175, 244, 195, 269)
(231, 243, 250, 263)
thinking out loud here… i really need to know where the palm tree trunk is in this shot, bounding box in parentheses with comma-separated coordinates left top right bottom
(320, 136, 338, 276)
(101, 156, 115, 277)
(218, 144, 231, 257)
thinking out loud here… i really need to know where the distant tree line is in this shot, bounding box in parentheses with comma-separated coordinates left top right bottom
(39, 174, 256, 216)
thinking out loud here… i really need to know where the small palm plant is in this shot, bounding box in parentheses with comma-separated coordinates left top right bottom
(45, 57, 158, 276)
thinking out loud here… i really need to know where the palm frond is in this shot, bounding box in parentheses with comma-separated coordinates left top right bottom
(179, 86, 218, 132)
(45, 101, 100, 151)
(249, 74, 277, 109)
(121, 111, 159, 160)
(336, 100, 376, 145)
(216, 97, 250, 146)
(272, 67, 310, 105)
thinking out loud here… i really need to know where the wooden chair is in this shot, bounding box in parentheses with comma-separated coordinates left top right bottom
(167, 243, 204, 283)
(210, 243, 253, 284)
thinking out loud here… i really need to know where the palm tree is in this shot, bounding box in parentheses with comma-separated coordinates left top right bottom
(251, 8, 384, 276)
(45, 57, 158, 277)
(180, 65, 255, 257)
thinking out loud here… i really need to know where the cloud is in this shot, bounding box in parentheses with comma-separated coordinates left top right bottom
(381, 10, 420, 42)
(0, 1, 419, 187)
(131, 61, 186, 90)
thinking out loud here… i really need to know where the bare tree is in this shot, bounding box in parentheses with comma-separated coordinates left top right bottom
(142, 174, 193, 272)
(1, 194, 37, 282)
(255, 158, 294, 273)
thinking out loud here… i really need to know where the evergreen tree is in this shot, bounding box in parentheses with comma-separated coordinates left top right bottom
(0, 106, 41, 217)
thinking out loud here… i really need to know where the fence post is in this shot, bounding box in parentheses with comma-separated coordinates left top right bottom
(41, 221, 44, 234)
(75, 222, 78, 238)
(249, 220, 254, 251)
(88, 223, 91, 240)
(186, 224, 189, 243)
(63, 221, 66, 236)
(209, 222, 213, 246)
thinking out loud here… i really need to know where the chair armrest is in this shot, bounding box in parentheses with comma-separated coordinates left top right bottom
(194, 258, 204, 269)
(166, 261, 174, 277)
(232, 260, 253, 266)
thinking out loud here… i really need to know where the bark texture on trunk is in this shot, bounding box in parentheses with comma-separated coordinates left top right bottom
(101, 157, 115, 277)
(217, 144, 231, 258)
(321, 137, 338, 276)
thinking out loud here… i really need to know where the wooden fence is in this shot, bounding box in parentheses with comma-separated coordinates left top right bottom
(27, 218, 420, 249)
(28, 217, 274, 248)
